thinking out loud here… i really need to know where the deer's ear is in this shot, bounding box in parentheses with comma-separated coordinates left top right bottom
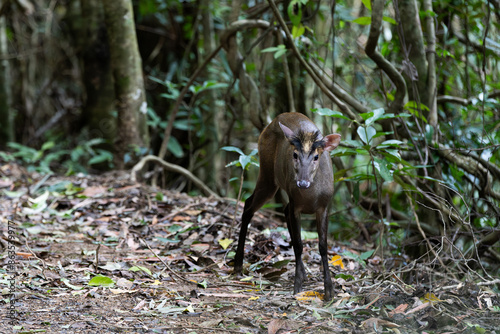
(323, 134, 341, 152)
(279, 122, 295, 141)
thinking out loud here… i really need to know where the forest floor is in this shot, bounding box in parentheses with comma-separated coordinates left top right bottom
(1, 164, 499, 334)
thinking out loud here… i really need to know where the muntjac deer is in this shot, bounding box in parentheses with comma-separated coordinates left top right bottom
(234, 112, 341, 301)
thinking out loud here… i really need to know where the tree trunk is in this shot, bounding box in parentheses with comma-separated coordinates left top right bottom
(0, 14, 13, 146)
(103, 0, 148, 167)
(80, 0, 116, 150)
(200, 0, 224, 192)
(398, 0, 429, 106)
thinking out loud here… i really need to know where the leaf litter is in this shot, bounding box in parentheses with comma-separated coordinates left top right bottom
(0, 165, 499, 333)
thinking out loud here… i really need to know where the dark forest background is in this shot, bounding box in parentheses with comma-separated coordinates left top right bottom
(0, 0, 499, 277)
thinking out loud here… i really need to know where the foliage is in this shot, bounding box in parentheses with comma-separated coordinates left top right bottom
(4, 138, 113, 175)
(221, 146, 259, 171)
(1, 0, 499, 278)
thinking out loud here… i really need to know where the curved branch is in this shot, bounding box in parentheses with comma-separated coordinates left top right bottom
(437, 90, 500, 105)
(435, 144, 500, 202)
(365, 0, 406, 115)
(131, 155, 220, 198)
(437, 95, 471, 105)
(267, 0, 361, 123)
(309, 61, 371, 114)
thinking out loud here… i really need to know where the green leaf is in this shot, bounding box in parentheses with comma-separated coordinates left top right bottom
(382, 16, 396, 25)
(301, 230, 318, 240)
(274, 49, 287, 59)
(272, 259, 291, 269)
(155, 237, 181, 243)
(360, 249, 375, 260)
(357, 126, 376, 145)
(61, 278, 84, 290)
(405, 101, 429, 123)
(88, 152, 113, 165)
(312, 108, 351, 120)
(25, 191, 49, 214)
(352, 16, 371, 25)
(378, 139, 404, 148)
(41, 141, 55, 151)
(361, 0, 371, 11)
(239, 154, 252, 170)
(380, 149, 404, 164)
(173, 119, 191, 131)
(374, 158, 393, 182)
(191, 81, 229, 94)
(364, 108, 385, 127)
(197, 280, 208, 289)
(168, 136, 184, 158)
(88, 275, 115, 287)
(261, 45, 286, 59)
(335, 273, 355, 280)
(288, 0, 303, 26)
(221, 146, 244, 155)
(130, 265, 152, 276)
(2, 189, 25, 198)
(292, 24, 305, 39)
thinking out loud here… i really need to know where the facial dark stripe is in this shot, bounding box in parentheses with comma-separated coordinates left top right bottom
(289, 130, 325, 154)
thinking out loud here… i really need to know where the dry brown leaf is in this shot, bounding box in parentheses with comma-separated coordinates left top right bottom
(389, 303, 409, 317)
(191, 243, 210, 253)
(133, 299, 147, 310)
(172, 215, 192, 222)
(184, 209, 202, 216)
(16, 252, 34, 259)
(405, 302, 430, 315)
(361, 317, 400, 329)
(81, 186, 107, 197)
(268, 319, 288, 334)
(151, 215, 158, 225)
(127, 237, 140, 250)
(0, 179, 13, 188)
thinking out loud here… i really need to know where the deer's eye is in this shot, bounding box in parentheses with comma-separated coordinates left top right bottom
(293, 152, 298, 160)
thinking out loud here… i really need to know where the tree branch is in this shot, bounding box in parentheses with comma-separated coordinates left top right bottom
(309, 61, 371, 114)
(365, 0, 406, 115)
(131, 155, 220, 198)
(435, 144, 500, 202)
(267, 0, 361, 122)
(437, 95, 470, 105)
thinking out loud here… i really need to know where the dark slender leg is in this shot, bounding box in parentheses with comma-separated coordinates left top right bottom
(285, 202, 306, 294)
(234, 183, 278, 274)
(317, 208, 333, 301)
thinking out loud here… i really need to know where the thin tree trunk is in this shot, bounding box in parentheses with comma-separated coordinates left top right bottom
(423, 0, 437, 127)
(80, 0, 116, 150)
(200, 0, 224, 192)
(398, 0, 428, 105)
(103, 0, 148, 167)
(0, 13, 13, 145)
